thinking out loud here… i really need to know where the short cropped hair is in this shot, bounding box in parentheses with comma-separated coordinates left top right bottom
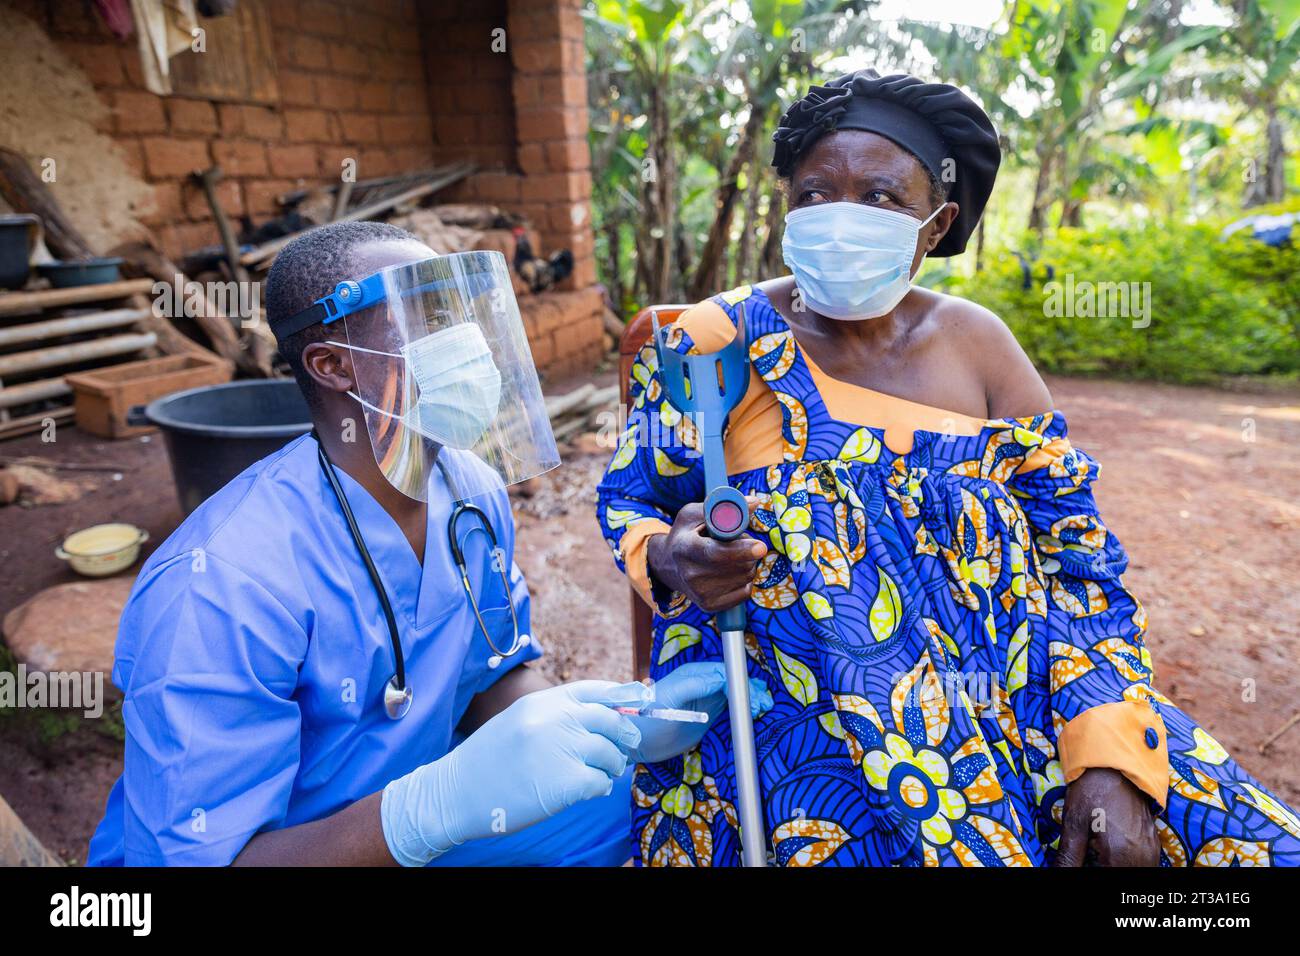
(265, 220, 417, 408)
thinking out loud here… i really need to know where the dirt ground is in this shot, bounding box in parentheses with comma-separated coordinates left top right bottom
(2, 372, 1298, 864)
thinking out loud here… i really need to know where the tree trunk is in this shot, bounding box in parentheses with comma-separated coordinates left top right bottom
(632, 217, 650, 304)
(605, 216, 623, 317)
(1059, 199, 1082, 228)
(687, 101, 764, 301)
(1243, 97, 1285, 207)
(734, 156, 764, 286)
(759, 180, 786, 278)
(1264, 103, 1286, 204)
(644, 77, 677, 303)
(1027, 141, 1056, 233)
(676, 226, 694, 297)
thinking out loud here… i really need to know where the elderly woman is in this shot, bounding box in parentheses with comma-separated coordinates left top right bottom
(596, 69, 1300, 867)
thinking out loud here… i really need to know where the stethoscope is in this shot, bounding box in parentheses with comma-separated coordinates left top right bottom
(315, 435, 530, 719)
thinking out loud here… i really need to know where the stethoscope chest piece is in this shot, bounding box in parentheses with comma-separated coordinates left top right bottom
(384, 675, 413, 720)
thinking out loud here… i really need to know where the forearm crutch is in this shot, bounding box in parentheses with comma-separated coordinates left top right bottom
(652, 306, 767, 867)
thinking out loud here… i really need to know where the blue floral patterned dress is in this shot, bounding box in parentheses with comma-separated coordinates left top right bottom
(596, 285, 1300, 867)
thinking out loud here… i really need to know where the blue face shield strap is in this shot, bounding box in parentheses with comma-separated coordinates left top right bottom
(273, 266, 501, 341)
(274, 273, 388, 341)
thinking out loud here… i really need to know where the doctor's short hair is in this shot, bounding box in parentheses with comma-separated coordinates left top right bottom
(266, 219, 418, 409)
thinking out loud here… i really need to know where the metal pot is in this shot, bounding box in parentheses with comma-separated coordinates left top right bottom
(56, 523, 150, 577)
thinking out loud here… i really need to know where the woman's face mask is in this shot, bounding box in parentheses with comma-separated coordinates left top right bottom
(328, 323, 502, 449)
(781, 201, 946, 321)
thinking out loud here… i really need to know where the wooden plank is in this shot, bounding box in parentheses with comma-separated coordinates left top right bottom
(0, 307, 147, 348)
(0, 279, 155, 317)
(110, 244, 244, 368)
(169, 1, 279, 104)
(278, 169, 441, 206)
(240, 163, 477, 267)
(545, 383, 597, 418)
(0, 376, 70, 410)
(333, 178, 355, 220)
(0, 405, 74, 442)
(125, 291, 224, 362)
(65, 354, 233, 439)
(0, 332, 157, 377)
(194, 166, 251, 285)
(62, 354, 194, 391)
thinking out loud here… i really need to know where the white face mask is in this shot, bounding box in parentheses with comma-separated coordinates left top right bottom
(328, 323, 503, 450)
(781, 201, 946, 321)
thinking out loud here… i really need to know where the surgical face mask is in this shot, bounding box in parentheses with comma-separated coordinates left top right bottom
(328, 323, 503, 450)
(781, 201, 946, 321)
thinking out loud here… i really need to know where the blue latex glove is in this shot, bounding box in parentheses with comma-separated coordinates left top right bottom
(626, 661, 773, 763)
(381, 680, 649, 867)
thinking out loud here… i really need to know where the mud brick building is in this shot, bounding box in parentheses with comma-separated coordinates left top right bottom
(3, 0, 604, 377)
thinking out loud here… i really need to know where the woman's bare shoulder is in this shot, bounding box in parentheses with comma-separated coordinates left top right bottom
(916, 288, 1053, 418)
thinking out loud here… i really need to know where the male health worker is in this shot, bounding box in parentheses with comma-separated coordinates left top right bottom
(88, 221, 769, 866)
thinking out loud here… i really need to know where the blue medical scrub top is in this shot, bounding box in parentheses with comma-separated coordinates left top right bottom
(87, 434, 628, 866)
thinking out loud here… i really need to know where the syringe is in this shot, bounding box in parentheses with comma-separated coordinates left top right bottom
(614, 705, 710, 723)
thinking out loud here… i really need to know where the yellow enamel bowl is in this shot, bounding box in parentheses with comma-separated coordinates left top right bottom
(55, 523, 149, 577)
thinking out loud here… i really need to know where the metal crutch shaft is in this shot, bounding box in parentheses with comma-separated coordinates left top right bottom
(719, 613, 767, 866)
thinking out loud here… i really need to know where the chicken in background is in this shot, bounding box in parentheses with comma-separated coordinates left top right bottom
(512, 226, 574, 293)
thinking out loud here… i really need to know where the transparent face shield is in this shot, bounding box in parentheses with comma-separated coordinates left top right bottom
(330, 251, 559, 502)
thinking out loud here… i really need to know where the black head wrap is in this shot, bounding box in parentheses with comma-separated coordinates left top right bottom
(772, 69, 1001, 257)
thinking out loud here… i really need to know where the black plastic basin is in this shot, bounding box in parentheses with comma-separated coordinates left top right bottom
(138, 379, 312, 515)
(38, 257, 124, 288)
(0, 214, 37, 290)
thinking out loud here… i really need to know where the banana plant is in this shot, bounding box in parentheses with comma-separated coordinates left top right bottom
(585, 0, 688, 304)
(1205, 0, 1300, 205)
(686, 0, 904, 298)
(990, 0, 1235, 229)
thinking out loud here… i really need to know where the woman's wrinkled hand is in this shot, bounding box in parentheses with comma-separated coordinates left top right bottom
(647, 499, 768, 613)
(1053, 767, 1160, 867)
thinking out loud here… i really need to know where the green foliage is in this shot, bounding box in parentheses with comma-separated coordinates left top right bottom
(583, 0, 1298, 384)
(939, 212, 1300, 382)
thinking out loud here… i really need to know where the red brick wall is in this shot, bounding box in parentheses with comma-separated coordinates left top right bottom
(20, 0, 434, 262)
(423, 0, 602, 374)
(8, 0, 602, 376)
(422, 0, 518, 169)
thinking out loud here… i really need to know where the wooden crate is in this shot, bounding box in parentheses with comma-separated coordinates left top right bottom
(64, 354, 234, 439)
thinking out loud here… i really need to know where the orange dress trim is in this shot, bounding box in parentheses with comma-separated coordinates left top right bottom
(1058, 700, 1170, 808)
